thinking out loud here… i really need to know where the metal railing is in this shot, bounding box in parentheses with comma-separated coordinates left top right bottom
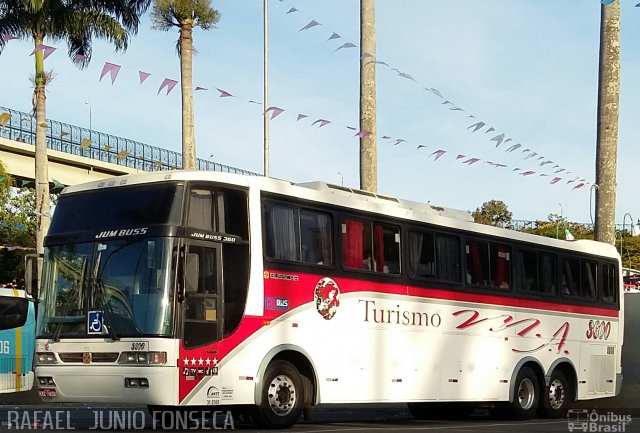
(0, 105, 258, 176)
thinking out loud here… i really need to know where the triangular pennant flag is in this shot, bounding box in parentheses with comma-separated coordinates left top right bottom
(30, 44, 56, 60)
(429, 88, 443, 98)
(429, 150, 446, 161)
(416, 145, 427, 150)
(463, 158, 480, 165)
(328, 32, 341, 41)
(299, 20, 321, 32)
(381, 135, 392, 140)
(521, 171, 535, 176)
(99, 62, 121, 84)
(335, 42, 357, 52)
(550, 177, 562, 185)
(0, 112, 10, 128)
(50, 179, 65, 190)
(456, 154, 466, 160)
(265, 106, 284, 119)
(311, 119, 330, 127)
(296, 114, 308, 121)
(139, 71, 151, 83)
(392, 139, 406, 146)
(506, 143, 522, 152)
(158, 78, 178, 95)
(286, 7, 298, 13)
(195, 86, 208, 91)
(485, 127, 495, 133)
(572, 182, 586, 190)
(397, 71, 416, 82)
(1, 34, 17, 43)
(564, 228, 575, 241)
(490, 133, 505, 148)
(355, 130, 371, 139)
(216, 88, 233, 97)
(346, 126, 357, 131)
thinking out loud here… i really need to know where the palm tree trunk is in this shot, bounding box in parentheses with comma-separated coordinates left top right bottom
(180, 21, 196, 170)
(594, 1, 620, 245)
(359, 0, 377, 193)
(33, 37, 51, 283)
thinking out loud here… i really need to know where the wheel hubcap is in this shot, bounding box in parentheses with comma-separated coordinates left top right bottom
(267, 374, 296, 416)
(518, 378, 536, 411)
(548, 378, 565, 409)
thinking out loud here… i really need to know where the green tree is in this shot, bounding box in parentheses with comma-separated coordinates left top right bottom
(151, 0, 220, 170)
(0, 0, 150, 279)
(472, 199, 513, 227)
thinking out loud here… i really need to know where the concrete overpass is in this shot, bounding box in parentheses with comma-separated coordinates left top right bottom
(0, 105, 256, 189)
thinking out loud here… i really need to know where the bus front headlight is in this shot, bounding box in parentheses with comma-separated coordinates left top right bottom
(36, 352, 58, 365)
(117, 351, 167, 365)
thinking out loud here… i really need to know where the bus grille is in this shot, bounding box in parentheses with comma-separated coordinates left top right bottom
(58, 352, 119, 363)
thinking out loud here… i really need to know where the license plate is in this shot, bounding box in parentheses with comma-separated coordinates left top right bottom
(38, 388, 57, 398)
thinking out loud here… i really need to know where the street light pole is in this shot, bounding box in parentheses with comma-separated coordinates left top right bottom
(263, 0, 269, 178)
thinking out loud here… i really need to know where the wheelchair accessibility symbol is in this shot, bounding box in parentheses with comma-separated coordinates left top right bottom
(87, 311, 104, 334)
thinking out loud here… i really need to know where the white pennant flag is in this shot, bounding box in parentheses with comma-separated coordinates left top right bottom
(565, 228, 575, 241)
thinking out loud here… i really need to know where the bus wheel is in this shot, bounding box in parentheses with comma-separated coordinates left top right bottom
(254, 360, 303, 429)
(509, 367, 540, 420)
(539, 370, 570, 418)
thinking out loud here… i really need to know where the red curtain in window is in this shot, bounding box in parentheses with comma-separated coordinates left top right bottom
(374, 224, 385, 271)
(470, 242, 484, 283)
(495, 246, 508, 287)
(342, 220, 363, 268)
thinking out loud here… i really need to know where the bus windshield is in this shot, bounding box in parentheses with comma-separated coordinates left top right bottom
(37, 237, 177, 339)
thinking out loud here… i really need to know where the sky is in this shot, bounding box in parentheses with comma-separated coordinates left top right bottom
(1, 0, 640, 225)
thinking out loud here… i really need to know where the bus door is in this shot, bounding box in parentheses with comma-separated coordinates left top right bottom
(179, 242, 224, 405)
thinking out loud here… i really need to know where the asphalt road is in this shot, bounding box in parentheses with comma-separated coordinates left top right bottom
(0, 404, 638, 433)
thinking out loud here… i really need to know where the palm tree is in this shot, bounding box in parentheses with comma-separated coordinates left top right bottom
(0, 0, 150, 276)
(594, 0, 620, 246)
(360, 0, 377, 192)
(151, 0, 220, 170)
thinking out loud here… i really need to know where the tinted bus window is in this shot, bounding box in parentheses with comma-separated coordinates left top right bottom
(0, 297, 28, 331)
(466, 240, 511, 290)
(342, 219, 400, 274)
(601, 263, 618, 304)
(516, 250, 557, 295)
(409, 231, 460, 283)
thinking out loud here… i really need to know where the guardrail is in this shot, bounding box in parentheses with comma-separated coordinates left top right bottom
(0, 105, 257, 176)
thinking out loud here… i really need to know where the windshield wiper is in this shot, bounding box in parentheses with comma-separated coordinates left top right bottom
(92, 277, 120, 341)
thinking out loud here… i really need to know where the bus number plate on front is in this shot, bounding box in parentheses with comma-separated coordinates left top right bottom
(38, 388, 57, 398)
(130, 342, 147, 351)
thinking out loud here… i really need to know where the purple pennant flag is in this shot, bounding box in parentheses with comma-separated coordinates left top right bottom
(99, 62, 121, 84)
(573, 182, 586, 190)
(456, 154, 466, 160)
(195, 86, 208, 91)
(346, 126, 357, 131)
(539, 160, 553, 166)
(381, 135, 391, 140)
(550, 177, 562, 185)
(139, 71, 151, 84)
(1, 34, 17, 42)
(335, 42, 357, 52)
(286, 7, 299, 13)
(299, 20, 321, 32)
(216, 88, 234, 97)
(30, 44, 56, 60)
(328, 32, 341, 41)
(296, 114, 308, 121)
(265, 106, 284, 119)
(392, 139, 406, 146)
(73, 54, 87, 63)
(416, 145, 427, 150)
(355, 130, 371, 139)
(311, 119, 330, 127)
(158, 78, 178, 95)
(463, 158, 480, 165)
(430, 150, 446, 161)
(521, 171, 535, 176)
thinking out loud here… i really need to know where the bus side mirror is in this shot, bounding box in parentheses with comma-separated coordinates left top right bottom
(24, 253, 41, 299)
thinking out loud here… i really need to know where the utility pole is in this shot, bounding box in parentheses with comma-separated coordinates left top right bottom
(359, 0, 377, 192)
(594, 0, 620, 245)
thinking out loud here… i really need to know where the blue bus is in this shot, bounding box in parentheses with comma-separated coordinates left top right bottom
(0, 286, 35, 393)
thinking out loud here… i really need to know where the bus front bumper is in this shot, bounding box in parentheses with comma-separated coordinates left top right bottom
(35, 365, 177, 405)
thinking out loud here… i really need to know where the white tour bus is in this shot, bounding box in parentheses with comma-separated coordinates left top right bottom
(32, 171, 623, 428)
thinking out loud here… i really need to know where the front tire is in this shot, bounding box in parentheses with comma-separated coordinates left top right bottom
(508, 366, 540, 420)
(253, 360, 303, 429)
(539, 370, 571, 418)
